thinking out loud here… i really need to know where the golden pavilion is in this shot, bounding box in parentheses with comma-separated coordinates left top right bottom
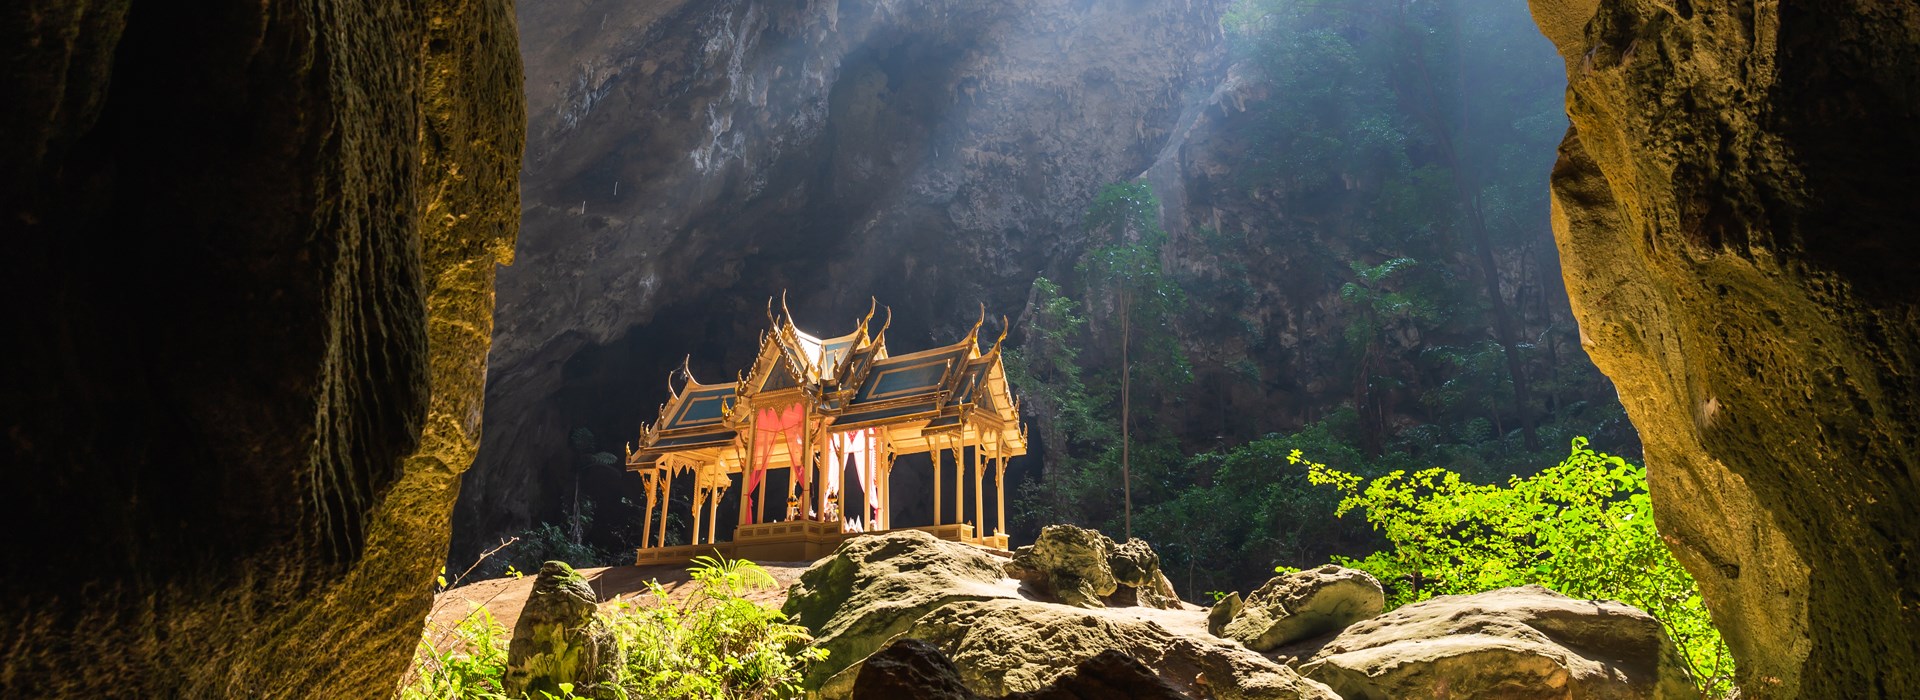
(624, 299, 1027, 564)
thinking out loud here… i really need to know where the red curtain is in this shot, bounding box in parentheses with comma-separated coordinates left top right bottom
(748, 404, 807, 524)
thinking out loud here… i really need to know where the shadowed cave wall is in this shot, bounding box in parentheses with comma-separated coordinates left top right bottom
(1529, 0, 1920, 696)
(0, 0, 522, 695)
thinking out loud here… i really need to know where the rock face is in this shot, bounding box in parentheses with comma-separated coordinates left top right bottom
(782, 529, 1017, 689)
(1220, 565, 1384, 652)
(1006, 524, 1182, 610)
(852, 638, 982, 700)
(853, 638, 1189, 700)
(787, 530, 1335, 700)
(1526, 1, 1920, 695)
(0, 0, 521, 696)
(457, 0, 1232, 554)
(507, 562, 624, 699)
(907, 598, 1336, 700)
(1300, 585, 1698, 700)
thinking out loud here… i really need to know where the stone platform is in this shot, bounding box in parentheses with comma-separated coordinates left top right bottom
(635, 521, 1010, 566)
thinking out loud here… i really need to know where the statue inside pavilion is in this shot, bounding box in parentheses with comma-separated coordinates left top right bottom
(624, 299, 1027, 564)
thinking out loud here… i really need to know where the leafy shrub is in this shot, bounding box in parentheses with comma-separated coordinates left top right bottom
(398, 557, 822, 700)
(612, 555, 824, 699)
(1301, 437, 1734, 697)
(401, 605, 513, 700)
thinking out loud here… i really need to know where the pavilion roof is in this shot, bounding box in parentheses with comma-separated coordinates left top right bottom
(628, 300, 1026, 470)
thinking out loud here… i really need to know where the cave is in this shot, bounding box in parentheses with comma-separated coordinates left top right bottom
(3, 0, 1917, 697)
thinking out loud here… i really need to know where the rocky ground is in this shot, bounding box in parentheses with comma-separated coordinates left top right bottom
(430, 560, 815, 633)
(460, 526, 1700, 699)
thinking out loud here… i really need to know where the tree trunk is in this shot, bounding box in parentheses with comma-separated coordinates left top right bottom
(1120, 288, 1132, 541)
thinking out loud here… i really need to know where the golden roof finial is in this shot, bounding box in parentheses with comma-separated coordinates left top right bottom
(988, 315, 1010, 356)
(966, 302, 986, 344)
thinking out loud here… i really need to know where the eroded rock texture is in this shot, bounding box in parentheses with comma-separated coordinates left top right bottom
(1299, 585, 1697, 700)
(0, 1, 522, 695)
(507, 562, 623, 699)
(1527, 1, 1920, 696)
(1219, 565, 1385, 652)
(786, 531, 1335, 700)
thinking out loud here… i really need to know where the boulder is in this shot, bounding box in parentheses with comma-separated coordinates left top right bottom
(1300, 585, 1699, 700)
(1005, 650, 1190, 700)
(903, 598, 1338, 700)
(505, 562, 623, 699)
(1106, 538, 1183, 610)
(1006, 525, 1119, 608)
(1220, 565, 1384, 651)
(851, 638, 980, 700)
(791, 528, 1336, 700)
(1005, 525, 1180, 609)
(783, 530, 1017, 689)
(1208, 592, 1245, 637)
(853, 640, 1188, 700)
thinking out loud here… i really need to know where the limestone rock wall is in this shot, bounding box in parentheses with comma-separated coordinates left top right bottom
(0, 0, 523, 695)
(1527, 1, 1920, 696)
(461, 0, 1229, 556)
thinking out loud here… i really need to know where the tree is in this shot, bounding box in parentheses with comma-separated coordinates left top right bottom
(1079, 181, 1191, 539)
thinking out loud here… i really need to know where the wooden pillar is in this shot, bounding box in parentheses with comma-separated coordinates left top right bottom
(881, 434, 896, 531)
(739, 431, 753, 529)
(640, 469, 658, 550)
(693, 486, 706, 546)
(995, 435, 1008, 536)
(816, 422, 830, 522)
(707, 487, 721, 544)
(658, 465, 673, 547)
(881, 454, 894, 530)
(933, 438, 943, 525)
(972, 440, 985, 535)
(951, 435, 964, 530)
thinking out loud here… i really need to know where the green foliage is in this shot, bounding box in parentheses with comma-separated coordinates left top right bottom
(477, 518, 619, 581)
(1013, 181, 1192, 534)
(613, 556, 824, 699)
(402, 605, 514, 700)
(1078, 181, 1192, 390)
(1301, 438, 1735, 697)
(401, 557, 822, 700)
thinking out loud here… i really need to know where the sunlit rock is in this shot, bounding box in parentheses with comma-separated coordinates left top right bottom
(1526, 0, 1920, 694)
(1221, 565, 1384, 652)
(1006, 525, 1121, 608)
(506, 562, 623, 699)
(1301, 585, 1697, 700)
(782, 530, 1017, 690)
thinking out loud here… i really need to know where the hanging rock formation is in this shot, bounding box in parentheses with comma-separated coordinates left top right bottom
(0, 0, 522, 695)
(1526, 1, 1920, 696)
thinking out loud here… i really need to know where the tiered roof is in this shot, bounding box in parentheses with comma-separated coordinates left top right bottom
(628, 300, 1027, 472)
